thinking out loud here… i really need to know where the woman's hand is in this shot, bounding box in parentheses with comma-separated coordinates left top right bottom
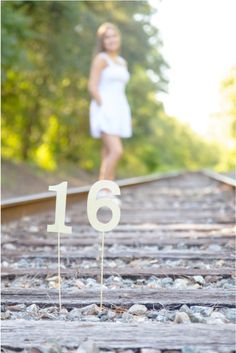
(96, 96, 102, 106)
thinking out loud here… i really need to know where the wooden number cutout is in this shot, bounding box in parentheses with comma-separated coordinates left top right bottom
(47, 181, 72, 234)
(87, 180, 120, 232)
(87, 180, 121, 310)
(47, 181, 72, 312)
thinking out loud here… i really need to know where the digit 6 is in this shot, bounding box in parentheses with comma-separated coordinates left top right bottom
(87, 180, 121, 232)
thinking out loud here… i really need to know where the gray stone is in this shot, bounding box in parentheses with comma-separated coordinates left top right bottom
(189, 312, 207, 323)
(35, 342, 64, 353)
(221, 308, 236, 322)
(6, 304, 26, 312)
(123, 279, 134, 286)
(26, 304, 39, 317)
(40, 311, 57, 320)
(106, 276, 122, 284)
(107, 310, 116, 320)
(128, 304, 147, 315)
(156, 308, 175, 322)
(190, 305, 213, 317)
(80, 304, 100, 315)
(82, 315, 100, 322)
(182, 346, 204, 353)
(18, 259, 30, 267)
(1, 310, 11, 320)
(77, 340, 99, 353)
(161, 277, 174, 286)
(99, 314, 109, 322)
(179, 304, 191, 314)
(180, 305, 206, 323)
(161, 309, 176, 321)
(121, 312, 134, 322)
(68, 308, 82, 319)
(86, 278, 98, 287)
(147, 310, 159, 319)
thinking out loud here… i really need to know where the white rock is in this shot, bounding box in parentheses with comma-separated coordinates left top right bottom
(75, 279, 86, 289)
(77, 339, 99, 353)
(128, 304, 147, 315)
(83, 315, 100, 322)
(107, 310, 116, 320)
(174, 311, 191, 323)
(29, 225, 39, 232)
(210, 311, 228, 321)
(174, 278, 189, 289)
(207, 244, 222, 251)
(3, 243, 16, 250)
(193, 275, 205, 285)
(206, 318, 225, 324)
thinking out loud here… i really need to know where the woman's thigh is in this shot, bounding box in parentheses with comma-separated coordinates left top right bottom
(101, 132, 123, 153)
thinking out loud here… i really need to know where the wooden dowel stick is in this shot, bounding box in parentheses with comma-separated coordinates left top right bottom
(57, 232, 62, 311)
(100, 231, 105, 310)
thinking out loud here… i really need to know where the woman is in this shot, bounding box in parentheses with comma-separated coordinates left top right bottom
(88, 22, 132, 196)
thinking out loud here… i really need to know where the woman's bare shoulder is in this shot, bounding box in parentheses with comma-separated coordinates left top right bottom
(92, 52, 107, 67)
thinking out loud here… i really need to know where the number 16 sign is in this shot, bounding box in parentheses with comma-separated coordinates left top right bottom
(87, 180, 121, 309)
(47, 180, 121, 311)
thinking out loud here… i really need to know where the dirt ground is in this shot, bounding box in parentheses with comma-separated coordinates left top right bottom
(1, 159, 97, 199)
(1, 159, 235, 200)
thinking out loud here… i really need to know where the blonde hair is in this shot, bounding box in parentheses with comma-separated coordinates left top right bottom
(91, 22, 121, 60)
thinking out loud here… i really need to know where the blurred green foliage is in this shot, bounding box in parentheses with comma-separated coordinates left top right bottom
(1, 1, 227, 176)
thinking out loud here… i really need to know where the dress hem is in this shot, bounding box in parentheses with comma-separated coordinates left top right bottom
(90, 129, 132, 139)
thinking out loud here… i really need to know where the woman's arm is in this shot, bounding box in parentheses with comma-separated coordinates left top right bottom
(88, 55, 107, 105)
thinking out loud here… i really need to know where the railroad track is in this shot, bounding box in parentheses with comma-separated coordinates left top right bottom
(1, 170, 236, 352)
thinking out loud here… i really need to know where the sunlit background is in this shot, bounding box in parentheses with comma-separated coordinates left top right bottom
(150, 0, 236, 141)
(1, 0, 235, 198)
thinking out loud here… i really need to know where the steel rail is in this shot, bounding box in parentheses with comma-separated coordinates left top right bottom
(201, 169, 236, 187)
(1, 169, 235, 223)
(1, 170, 185, 223)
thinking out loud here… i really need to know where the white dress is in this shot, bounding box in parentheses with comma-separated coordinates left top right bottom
(89, 51, 132, 138)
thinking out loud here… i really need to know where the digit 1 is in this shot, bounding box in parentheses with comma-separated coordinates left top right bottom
(47, 181, 72, 234)
(46, 181, 72, 312)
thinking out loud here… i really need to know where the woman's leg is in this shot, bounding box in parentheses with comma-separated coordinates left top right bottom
(99, 144, 109, 180)
(99, 132, 123, 180)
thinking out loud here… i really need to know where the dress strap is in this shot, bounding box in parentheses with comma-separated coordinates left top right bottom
(117, 56, 125, 64)
(99, 52, 126, 67)
(99, 52, 113, 65)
